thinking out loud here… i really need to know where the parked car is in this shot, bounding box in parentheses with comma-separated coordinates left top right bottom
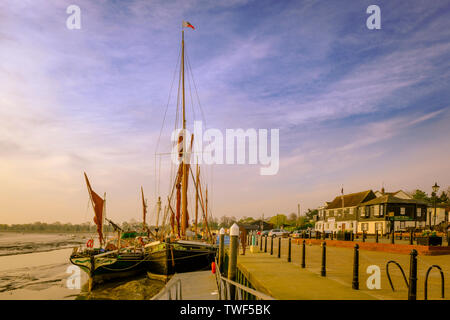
(268, 229, 290, 238)
(291, 230, 304, 238)
(261, 230, 270, 236)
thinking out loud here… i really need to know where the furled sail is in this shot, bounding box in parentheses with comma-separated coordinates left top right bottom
(84, 172, 104, 245)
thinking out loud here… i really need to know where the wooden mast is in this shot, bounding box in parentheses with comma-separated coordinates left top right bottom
(195, 163, 199, 237)
(181, 28, 189, 238)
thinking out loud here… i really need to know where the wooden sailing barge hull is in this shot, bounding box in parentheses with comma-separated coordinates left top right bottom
(70, 252, 149, 285)
(146, 241, 217, 275)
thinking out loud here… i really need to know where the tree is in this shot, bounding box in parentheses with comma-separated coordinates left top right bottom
(288, 213, 297, 223)
(438, 191, 449, 204)
(411, 189, 431, 203)
(305, 209, 318, 220)
(269, 214, 288, 228)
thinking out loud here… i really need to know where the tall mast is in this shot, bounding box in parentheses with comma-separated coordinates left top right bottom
(181, 28, 188, 237)
(195, 163, 199, 237)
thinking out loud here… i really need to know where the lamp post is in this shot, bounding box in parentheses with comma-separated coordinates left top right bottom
(432, 182, 440, 229)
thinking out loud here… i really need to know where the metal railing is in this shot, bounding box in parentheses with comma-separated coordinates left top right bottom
(214, 257, 274, 300)
(151, 277, 182, 300)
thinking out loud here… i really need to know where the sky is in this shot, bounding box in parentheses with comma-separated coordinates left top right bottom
(0, 0, 450, 224)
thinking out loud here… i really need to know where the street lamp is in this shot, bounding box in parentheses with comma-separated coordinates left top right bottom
(432, 182, 440, 229)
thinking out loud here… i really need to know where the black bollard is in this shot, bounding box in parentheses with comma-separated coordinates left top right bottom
(309, 230, 312, 239)
(375, 230, 379, 243)
(351, 232, 354, 242)
(301, 240, 306, 268)
(391, 231, 395, 244)
(352, 244, 359, 289)
(330, 232, 334, 240)
(321, 241, 326, 277)
(278, 237, 281, 258)
(264, 235, 267, 253)
(270, 236, 274, 255)
(399, 232, 402, 240)
(362, 231, 366, 243)
(409, 230, 413, 245)
(288, 237, 292, 262)
(260, 235, 263, 251)
(408, 249, 418, 300)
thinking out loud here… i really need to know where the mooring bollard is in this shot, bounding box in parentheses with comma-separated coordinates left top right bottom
(278, 237, 281, 258)
(288, 237, 292, 262)
(228, 223, 239, 300)
(219, 228, 225, 272)
(352, 244, 359, 290)
(321, 241, 326, 277)
(270, 236, 274, 255)
(264, 235, 267, 252)
(408, 249, 418, 300)
(409, 230, 413, 245)
(301, 240, 306, 268)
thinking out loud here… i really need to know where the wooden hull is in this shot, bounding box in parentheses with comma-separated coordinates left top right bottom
(146, 241, 217, 276)
(70, 251, 149, 286)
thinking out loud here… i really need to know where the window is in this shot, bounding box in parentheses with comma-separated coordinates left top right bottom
(370, 206, 375, 216)
(417, 208, 422, 217)
(365, 206, 370, 217)
(362, 223, 368, 231)
(380, 204, 384, 216)
(374, 205, 380, 217)
(359, 207, 365, 217)
(349, 208, 354, 215)
(338, 209, 343, 217)
(400, 207, 406, 215)
(400, 221, 405, 229)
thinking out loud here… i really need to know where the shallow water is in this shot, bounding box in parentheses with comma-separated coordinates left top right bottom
(0, 232, 164, 300)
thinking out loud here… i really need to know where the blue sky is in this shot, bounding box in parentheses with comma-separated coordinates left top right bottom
(0, 0, 449, 224)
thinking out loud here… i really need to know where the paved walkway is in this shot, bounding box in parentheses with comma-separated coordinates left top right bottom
(237, 239, 449, 300)
(238, 252, 376, 300)
(171, 271, 218, 300)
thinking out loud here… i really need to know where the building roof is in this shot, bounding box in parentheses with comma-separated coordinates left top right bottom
(362, 194, 428, 206)
(326, 190, 375, 209)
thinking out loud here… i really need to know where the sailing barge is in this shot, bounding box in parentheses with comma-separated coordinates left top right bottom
(70, 22, 217, 290)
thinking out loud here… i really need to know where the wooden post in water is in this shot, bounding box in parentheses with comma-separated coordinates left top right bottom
(219, 228, 225, 272)
(228, 223, 239, 299)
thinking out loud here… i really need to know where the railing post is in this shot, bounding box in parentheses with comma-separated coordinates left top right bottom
(321, 241, 326, 277)
(228, 223, 239, 300)
(301, 240, 306, 268)
(277, 237, 281, 258)
(260, 235, 263, 251)
(270, 236, 273, 255)
(375, 230, 379, 243)
(288, 237, 291, 262)
(264, 235, 267, 253)
(391, 230, 395, 244)
(408, 249, 418, 301)
(219, 228, 225, 272)
(409, 230, 413, 245)
(352, 244, 359, 289)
